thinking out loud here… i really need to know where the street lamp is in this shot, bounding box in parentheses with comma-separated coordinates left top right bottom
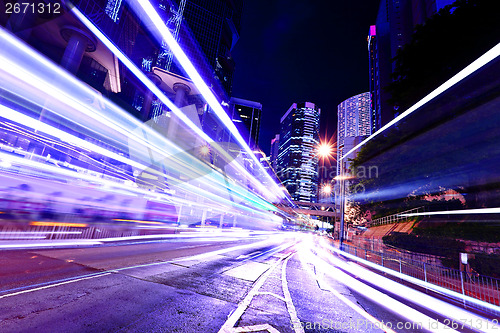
(316, 141, 336, 234)
(317, 143, 333, 159)
(322, 183, 332, 195)
(334, 162, 356, 248)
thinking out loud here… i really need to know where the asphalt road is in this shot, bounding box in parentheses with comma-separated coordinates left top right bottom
(0, 233, 494, 332)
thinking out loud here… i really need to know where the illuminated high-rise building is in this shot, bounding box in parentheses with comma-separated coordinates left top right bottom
(121, 0, 243, 119)
(155, 0, 243, 100)
(277, 102, 320, 203)
(335, 92, 371, 238)
(370, 0, 457, 128)
(337, 92, 371, 173)
(270, 134, 280, 172)
(368, 25, 380, 133)
(229, 98, 262, 149)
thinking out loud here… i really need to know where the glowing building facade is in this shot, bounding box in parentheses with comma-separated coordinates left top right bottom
(337, 92, 371, 174)
(270, 134, 280, 172)
(180, 0, 243, 98)
(368, 25, 380, 133)
(369, 0, 457, 129)
(229, 97, 262, 149)
(277, 102, 320, 203)
(99, 0, 242, 118)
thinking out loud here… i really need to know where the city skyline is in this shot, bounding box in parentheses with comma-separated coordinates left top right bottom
(1, 1, 500, 330)
(231, 0, 380, 155)
(231, 0, 460, 156)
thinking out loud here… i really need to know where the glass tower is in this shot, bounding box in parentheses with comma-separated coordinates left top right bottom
(229, 97, 262, 149)
(277, 102, 320, 203)
(337, 92, 371, 174)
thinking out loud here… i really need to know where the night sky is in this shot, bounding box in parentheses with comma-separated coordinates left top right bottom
(231, 0, 380, 155)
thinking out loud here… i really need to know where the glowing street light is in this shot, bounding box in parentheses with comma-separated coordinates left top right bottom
(317, 143, 333, 159)
(322, 184, 332, 194)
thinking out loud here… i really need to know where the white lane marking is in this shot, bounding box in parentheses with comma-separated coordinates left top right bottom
(217, 250, 293, 333)
(281, 254, 305, 333)
(233, 324, 281, 332)
(223, 261, 270, 282)
(0, 273, 111, 299)
(112, 238, 277, 272)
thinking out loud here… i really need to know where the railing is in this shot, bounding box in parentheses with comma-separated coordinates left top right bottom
(369, 207, 423, 227)
(0, 224, 144, 240)
(341, 243, 500, 316)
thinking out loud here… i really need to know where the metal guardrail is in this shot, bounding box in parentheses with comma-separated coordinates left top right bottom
(369, 207, 423, 227)
(0, 224, 142, 240)
(341, 243, 500, 316)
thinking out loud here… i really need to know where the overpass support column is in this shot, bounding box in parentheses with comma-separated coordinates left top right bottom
(219, 214, 224, 228)
(176, 205, 183, 225)
(201, 209, 206, 226)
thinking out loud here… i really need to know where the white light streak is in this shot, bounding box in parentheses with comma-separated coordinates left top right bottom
(124, 0, 285, 200)
(400, 207, 500, 217)
(331, 245, 500, 318)
(65, 10, 281, 203)
(341, 42, 500, 161)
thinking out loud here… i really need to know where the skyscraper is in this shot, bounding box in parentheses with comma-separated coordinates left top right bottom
(161, 0, 243, 100)
(335, 92, 371, 238)
(369, 0, 457, 129)
(124, 0, 243, 120)
(269, 134, 280, 172)
(368, 25, 380, 133)
(277, 102, 320, 203)
(336, 92, 371, 174)
(229, 97, 262, 149)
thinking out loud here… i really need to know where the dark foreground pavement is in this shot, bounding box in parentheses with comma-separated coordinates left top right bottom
(0, 233, 492, 332)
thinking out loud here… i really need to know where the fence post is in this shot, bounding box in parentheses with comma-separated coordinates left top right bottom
(365, 249, 367, 260)
(496, 280, 499, 307)
(381, 252, 384, 267)
(424, 262, 427, 283)
(399, 258, 402, 274)
(460, 271, 466, 307)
